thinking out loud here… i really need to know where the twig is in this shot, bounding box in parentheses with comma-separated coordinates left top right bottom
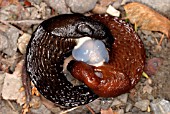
(154, 37, 159, 45)
(158, 34, 165, 46)
(85, 105, 95, 114)
(0, 20, 23, 34)
(59, 107, 79, 114)
(7, 100, 16, 111)
(5, 20, 43, 25)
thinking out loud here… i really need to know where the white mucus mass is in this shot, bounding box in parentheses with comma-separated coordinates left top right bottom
(72, 37, 109, 66)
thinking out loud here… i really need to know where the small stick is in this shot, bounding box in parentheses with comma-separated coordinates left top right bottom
(5, 20, 43, 25)
(85, 105, 95, 114)
(158, 34, 165, 46)
(7, 100, 16, 111)
(0, 20, 23, 34)
(154, 37, 159, 45)
(60, 107, 79, 114)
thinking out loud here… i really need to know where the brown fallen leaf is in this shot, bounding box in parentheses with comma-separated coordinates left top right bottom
(124, 2, 170, 38)
(101, 108, 114, 114)
(0, 0, 19, 7)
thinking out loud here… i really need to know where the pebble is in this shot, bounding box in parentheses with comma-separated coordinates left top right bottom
(3, 27, 20, 56)
(2, 73, 23, 101)
(44, 0, 70, 14)
(0, 31, 8, 52)
(92, 4, 107, 14)
(17, 33, 31, 54)
(88, 99, 101, 113)
(65, 0, 98, 13)
(100, 98, 114, 110)
(143, 84, 153, 94)
(125, 103, 133, 112)
(116, 109, 124, 114)
(150, 99, 170, 114)
(30, 104, 51, 114)
(117, 93, 128, 103)
(0, 73, 5, 96)
(28, 0, 42, 5)
(134, 100, 150, 111)
(110, 99, 122, 107)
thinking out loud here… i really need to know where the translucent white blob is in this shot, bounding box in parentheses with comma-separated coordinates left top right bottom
(72, 38, 109, 66)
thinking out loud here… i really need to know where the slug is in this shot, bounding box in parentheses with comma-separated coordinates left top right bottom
(68, 15, 145, 97)
(26, 14, 145, 107)
(26, 14, 114, 107)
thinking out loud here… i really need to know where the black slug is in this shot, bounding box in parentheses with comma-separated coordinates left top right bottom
(26, 14, 114, 107)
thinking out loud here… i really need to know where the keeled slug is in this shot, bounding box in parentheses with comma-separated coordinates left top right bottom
(26, 14, 114, 107)
(68, 15, 145, 97)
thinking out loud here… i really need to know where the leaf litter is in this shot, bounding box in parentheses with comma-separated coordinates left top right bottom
(124, 2, 170, 38)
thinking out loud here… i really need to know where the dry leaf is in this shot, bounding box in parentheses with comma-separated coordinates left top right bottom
(101, 108, 114, 114)
(0, 0, 19, 7)
(124, 2, 170, 38)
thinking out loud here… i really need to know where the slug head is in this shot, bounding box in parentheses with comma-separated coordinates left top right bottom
(76, 16, 114, 49)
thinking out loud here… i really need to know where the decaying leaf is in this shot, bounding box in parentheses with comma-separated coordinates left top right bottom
(101, 108, 114, 114)
(0, 0, 19, 7)
(124, 2, 170, 38)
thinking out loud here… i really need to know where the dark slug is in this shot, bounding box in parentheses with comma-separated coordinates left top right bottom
(26, 14, 145, 107)
(26, 14, 114, 107)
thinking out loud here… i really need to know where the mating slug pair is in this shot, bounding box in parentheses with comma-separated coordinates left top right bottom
(26, 14, 145, 107)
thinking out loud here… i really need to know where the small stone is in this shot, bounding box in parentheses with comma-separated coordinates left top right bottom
(99, 0, 113, 7)
(117, 93, 128, 103)
(134, 100, 150, 111)
(110, 99, 122, 107)
(125, 103, 133, 112)
(66, 0, 98, 13)
(92, 4, 107, 14)
(44, 0, 70, 14)
(30, 104, 51, 114)
(150, 99, 170, 114)
(30, 96, 41, 109)
(116, 109, 124, 114)
(88, 99, 101, 113)
(17, 33, 31, 54)
(106, 5, 120, 17)
(28, 0, 42, 5)
(2, 73, 22, 100)
(0, 31, 8, 52)
(101, 99, 114, 110)
(112, 0, 122, 9)
(0, 73, 5, 96)
(3, 27, 20, 56)
(143, 84, 153, 94)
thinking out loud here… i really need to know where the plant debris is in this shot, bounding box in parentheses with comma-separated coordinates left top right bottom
(124, 2, 170, 38)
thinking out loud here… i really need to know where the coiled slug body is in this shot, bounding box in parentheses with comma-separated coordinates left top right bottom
(69, 15, 145, 97)
(26, 14, 114, 107)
